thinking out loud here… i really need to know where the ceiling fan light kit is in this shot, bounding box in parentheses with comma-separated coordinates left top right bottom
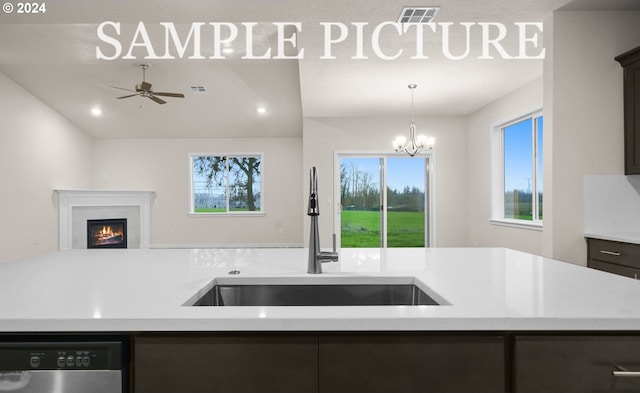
(109, 63, 185, 105)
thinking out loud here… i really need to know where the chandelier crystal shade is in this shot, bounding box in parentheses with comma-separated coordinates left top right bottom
(392, 84, 435, 157)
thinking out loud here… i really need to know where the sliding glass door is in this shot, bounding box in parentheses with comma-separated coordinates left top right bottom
(340, 157, 382, 248)
(338, 154, 431, 248)
(386, 157, 426, 247)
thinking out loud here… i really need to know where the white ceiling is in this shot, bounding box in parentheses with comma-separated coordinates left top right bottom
(0, 0, 616, 139)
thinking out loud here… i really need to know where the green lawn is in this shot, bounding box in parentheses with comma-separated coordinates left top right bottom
(509, 215, 531, 220)
(341, 210, 425, 247)
(194, 208, 226, 213)
(505, 214, 541, 220)
(194, 207, 260, 213)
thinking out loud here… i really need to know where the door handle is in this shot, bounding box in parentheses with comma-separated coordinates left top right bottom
(613, 371, 640, 377)
(613, 364, 640, 377)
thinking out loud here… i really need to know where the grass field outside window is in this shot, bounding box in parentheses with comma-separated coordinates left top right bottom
(341, 210, 425, 247)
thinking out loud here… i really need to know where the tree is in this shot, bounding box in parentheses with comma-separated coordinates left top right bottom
(193, 156, 261, 211)
(339, 161, 380, 210)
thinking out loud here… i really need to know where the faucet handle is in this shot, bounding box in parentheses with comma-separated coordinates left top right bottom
(308, 167, 320, 216)
(318, 250, 339, 263)
(310, 167, 318, 193)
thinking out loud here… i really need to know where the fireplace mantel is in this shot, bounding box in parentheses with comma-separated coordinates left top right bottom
(55, 190, 153, 250)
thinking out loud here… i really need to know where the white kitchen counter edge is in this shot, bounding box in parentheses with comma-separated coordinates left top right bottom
(585, 232, 640, 245)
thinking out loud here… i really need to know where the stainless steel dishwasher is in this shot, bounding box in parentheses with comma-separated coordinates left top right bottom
(0, 339, 126, 393)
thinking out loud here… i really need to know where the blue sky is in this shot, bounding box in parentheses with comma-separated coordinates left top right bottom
(340, 157, 425, 193)
(503, 117, 543, 193)
(388, 157, 425, 192)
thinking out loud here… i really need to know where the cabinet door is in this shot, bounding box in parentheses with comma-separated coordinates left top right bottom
(319, 334, 505, 393)
(134, 334, 318, 393)
(616, 45, 640, 174)
(624, 60, 640, 174)
(515, 335, 640, 393)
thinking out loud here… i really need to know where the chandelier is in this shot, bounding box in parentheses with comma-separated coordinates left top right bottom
(392, 84, 435, 157)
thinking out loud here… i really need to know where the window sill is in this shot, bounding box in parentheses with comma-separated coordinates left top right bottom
(189, 212, 265, 218)
(489, 218, 543, 231)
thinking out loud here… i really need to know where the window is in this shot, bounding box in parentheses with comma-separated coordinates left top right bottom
(337, 154, 432, 248)
(190, 154, 262, 214)
(494, 112, 543, 227)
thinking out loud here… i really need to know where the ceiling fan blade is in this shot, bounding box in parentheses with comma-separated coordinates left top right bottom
(116, 94, 139, 99)
(111, 66, 179, 105)
(153, 92, 185, 98)
(107, 85, 136, 92)
(148, 95, 167, 105)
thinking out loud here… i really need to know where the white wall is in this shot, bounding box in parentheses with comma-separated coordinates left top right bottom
(542, 13, 555, 259)
(466, 78, 544, 255)
(550, 10, 640, 265)
(584, 175, 640, 235)
(93, 137, 303, 247)
(5, 9, 639, 263)
(303, 115, 468, 247)
(0, 72, 94, 262)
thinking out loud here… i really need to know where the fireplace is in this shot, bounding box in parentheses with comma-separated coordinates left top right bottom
(87, 219, 127, 249)
(56, 190, 152, 250)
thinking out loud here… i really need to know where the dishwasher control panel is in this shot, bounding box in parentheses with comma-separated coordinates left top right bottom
(0, 341, 122, 370)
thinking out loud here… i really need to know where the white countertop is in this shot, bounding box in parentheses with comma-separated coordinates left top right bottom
(584, 232, 640, 245)
(2, 247, 640, 332)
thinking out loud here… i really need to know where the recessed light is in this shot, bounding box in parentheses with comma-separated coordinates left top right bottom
(397, 6, 440, 24)
(256, 106, 267, 115)
(91, 107, 102, 117)
(222, 47, 235, 54)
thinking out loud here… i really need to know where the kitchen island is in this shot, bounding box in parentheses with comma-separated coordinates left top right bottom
(2, 247, 640, 393)
(1, 247, 639, 331)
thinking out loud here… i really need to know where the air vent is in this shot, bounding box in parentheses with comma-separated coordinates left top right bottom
(397, 6, 440, 24)
(190, 86, 207, 94)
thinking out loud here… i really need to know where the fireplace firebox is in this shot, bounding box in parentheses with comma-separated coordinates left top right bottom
(87, 219, 127, 249)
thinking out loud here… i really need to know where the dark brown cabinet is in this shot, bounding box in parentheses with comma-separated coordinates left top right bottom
(133, 333, 506, 393)
(319, 334, 506, 393)
(133, 334, 318, 393)
(615, 45, 640, 175)
(587, 237, 640, 279)
(133, 332, 640, 393)
(514, 335, 640, 393)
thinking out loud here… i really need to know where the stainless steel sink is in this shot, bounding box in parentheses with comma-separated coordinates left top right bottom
(186, 277, 441, 306)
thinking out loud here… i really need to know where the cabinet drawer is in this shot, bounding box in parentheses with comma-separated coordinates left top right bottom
(320, 334, 505, 393)
(589, 259, 640, 279)
(515, 335, 640, 393)
(588, 238, 640, 269)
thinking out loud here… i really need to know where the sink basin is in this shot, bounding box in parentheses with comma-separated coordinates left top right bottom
(186, 276, 442, 306)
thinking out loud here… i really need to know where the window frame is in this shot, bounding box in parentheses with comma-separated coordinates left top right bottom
(189, 153, 264, 216)
(491, 110, 543, 230)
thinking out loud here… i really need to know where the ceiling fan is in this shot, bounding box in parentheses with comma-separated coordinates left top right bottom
(109, 64, 184, 105)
